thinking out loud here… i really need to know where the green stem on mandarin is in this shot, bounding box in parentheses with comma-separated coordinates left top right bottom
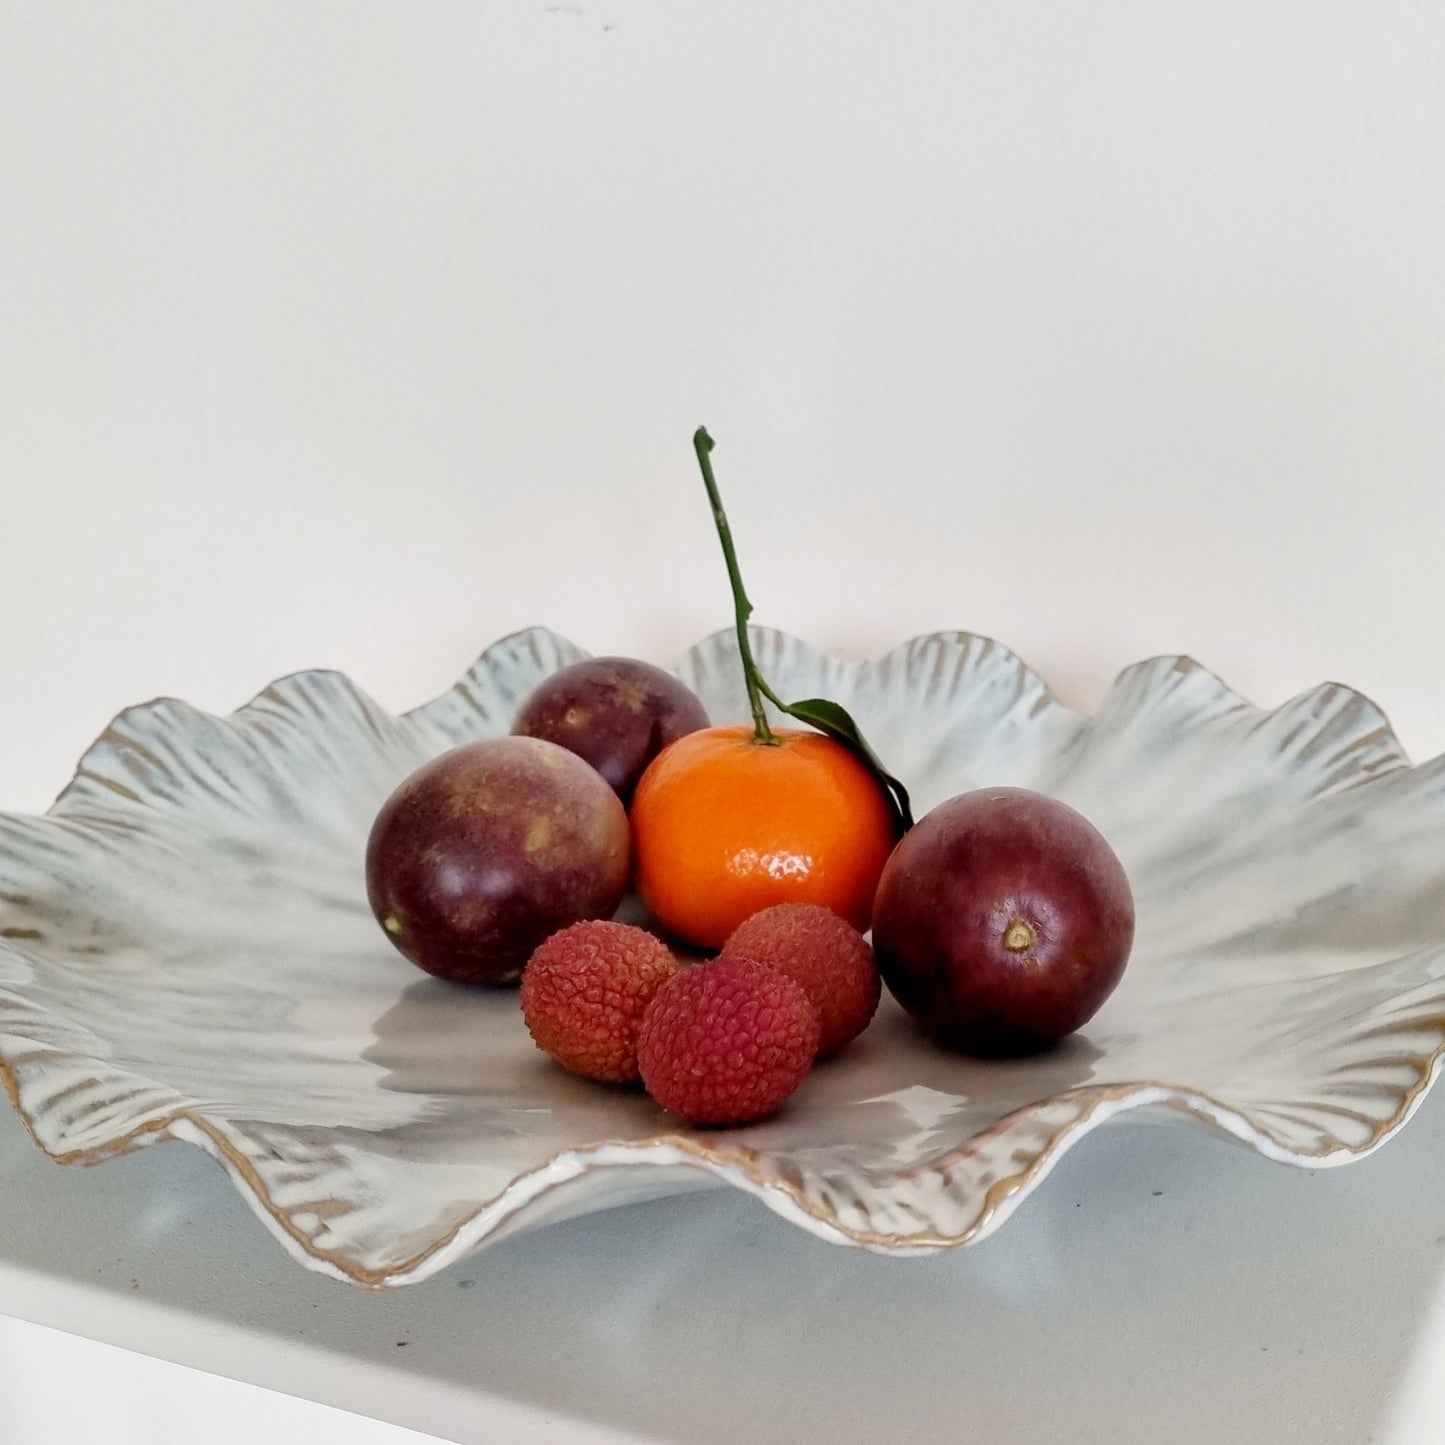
(693, 427, 779, 746)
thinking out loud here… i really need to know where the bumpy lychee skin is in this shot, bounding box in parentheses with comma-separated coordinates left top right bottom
(521, 921, 679, 1084)
(721, 903, 880, 1056)
(637, 957, 820, 1126)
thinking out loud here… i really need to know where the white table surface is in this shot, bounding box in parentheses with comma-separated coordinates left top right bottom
(4, 3, 1445, 1441)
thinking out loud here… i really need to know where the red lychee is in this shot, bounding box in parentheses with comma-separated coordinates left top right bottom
(637, 957, 820, 1126)
(520, 921, 679, 1084)
(721, 903, 880, 1055)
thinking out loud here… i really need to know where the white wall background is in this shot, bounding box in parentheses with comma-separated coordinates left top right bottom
(2, 4, 1445, 1442)
(3, 2, 1444, 820)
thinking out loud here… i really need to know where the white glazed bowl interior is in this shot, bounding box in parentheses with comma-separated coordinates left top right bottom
(3, 627, 1444, 1286)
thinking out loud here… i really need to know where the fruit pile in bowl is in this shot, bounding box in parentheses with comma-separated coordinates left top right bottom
(366, 430, 1136, 1125)
(10, 424, 1441, 1285)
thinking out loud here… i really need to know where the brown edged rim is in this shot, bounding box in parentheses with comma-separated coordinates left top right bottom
(4, 1015, 1444, 1289)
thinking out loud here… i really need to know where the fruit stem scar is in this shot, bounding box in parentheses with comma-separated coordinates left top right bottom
(693, 427, 781, 747)
(383, 915, 404, 936)
(1003, 918, 1035, 952)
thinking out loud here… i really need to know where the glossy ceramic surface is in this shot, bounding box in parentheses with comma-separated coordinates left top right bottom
(3, 628, 1444, 1285)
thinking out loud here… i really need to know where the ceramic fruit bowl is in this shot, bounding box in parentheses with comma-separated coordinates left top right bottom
(3, 627, 1445, 1286)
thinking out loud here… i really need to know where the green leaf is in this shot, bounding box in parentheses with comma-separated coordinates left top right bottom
(778, 696, 914, 835)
